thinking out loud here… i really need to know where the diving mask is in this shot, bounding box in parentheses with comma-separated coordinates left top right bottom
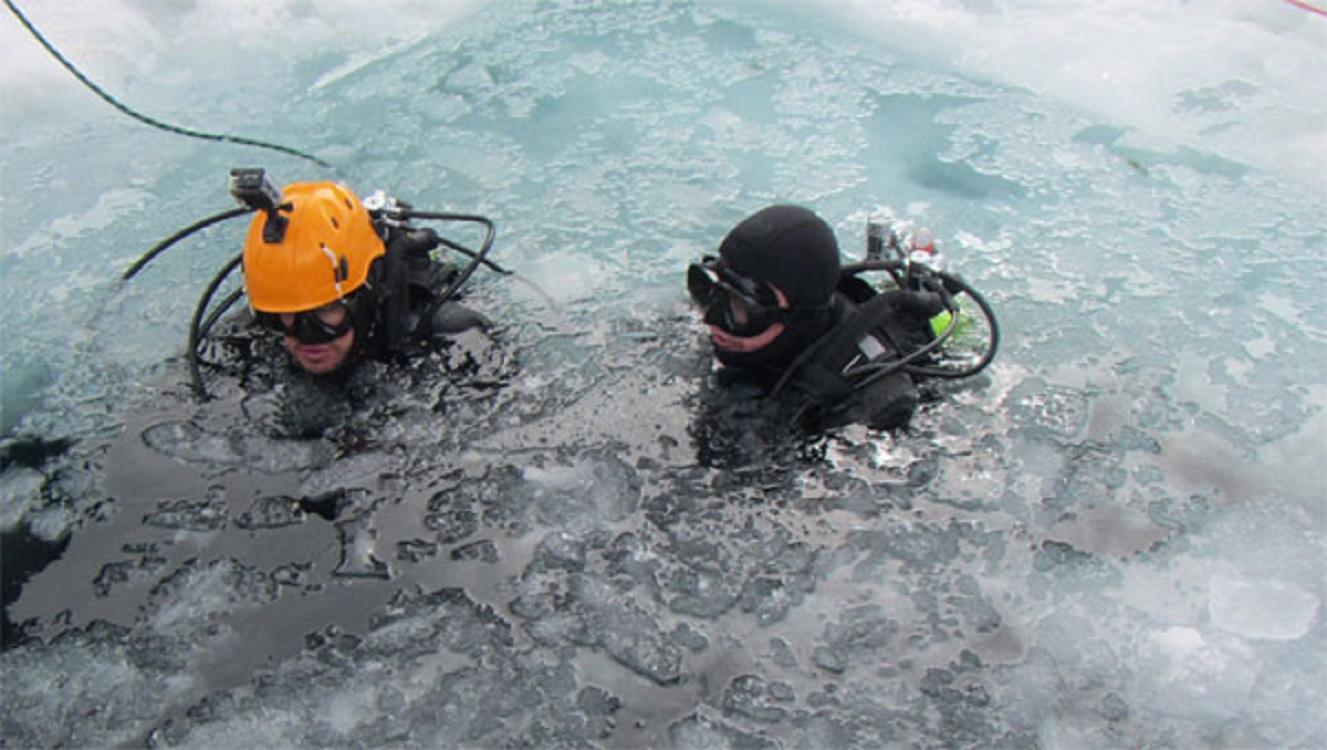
(257, 301, 353, 345)
(686, 256, 790, 337)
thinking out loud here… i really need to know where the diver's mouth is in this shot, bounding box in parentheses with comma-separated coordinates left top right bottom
(287, 341, 344, 372)
(709, 322, 785, 353)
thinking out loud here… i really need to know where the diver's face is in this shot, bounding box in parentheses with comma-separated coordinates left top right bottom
(280, 303, 355, 374)
(708, 283, 790, 354)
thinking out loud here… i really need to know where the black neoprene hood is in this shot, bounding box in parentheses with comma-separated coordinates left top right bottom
(710, 204, 842, 373)
(717, 204, 841, 309)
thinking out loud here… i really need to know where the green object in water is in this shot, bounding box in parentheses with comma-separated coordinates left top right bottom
(930, 305, 977, 339)
(930, 309, 954, 338)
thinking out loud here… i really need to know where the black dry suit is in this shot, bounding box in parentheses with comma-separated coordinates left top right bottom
(351, 225, 491, 364)
(708, 205, 944, 432)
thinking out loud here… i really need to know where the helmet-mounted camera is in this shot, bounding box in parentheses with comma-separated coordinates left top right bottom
(228, 168, 287, 243)
(228, 168, 281, 211)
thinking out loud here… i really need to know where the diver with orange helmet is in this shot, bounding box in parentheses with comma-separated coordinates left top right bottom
(239, 177, 490, 376)
(241, 180, 386, 374)
(123, 168, 508, 399)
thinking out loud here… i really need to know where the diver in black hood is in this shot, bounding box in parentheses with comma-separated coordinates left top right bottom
(688, 204, 998, 432)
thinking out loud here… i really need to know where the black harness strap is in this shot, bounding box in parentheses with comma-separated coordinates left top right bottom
(378, 231, 412, 355)
(780, 293, 900, 404)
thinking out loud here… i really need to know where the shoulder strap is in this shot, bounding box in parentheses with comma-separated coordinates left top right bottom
(363, 225, 429, 357)
(780, 293, 902, 404)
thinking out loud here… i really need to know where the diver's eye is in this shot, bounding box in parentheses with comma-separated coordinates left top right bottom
(312, 303, 348, 327)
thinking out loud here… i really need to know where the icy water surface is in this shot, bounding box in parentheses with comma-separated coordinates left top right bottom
(2, 0, 1325, 747)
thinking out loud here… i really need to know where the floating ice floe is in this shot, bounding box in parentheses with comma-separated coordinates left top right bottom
(1208, 574, 1320, 642)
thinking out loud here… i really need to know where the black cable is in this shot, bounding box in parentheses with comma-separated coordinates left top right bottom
(835, 263, 1000, 380)
(4, 0, 331, 169)
(121, 207, 249, 281)
(189, 285, 246, 400)
(841, 274, 998, 385)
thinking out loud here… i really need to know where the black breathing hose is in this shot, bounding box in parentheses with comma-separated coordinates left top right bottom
(187, 255, 243, 399)
(121, 207, 250, 281)
(841, 260, 1000, 375)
